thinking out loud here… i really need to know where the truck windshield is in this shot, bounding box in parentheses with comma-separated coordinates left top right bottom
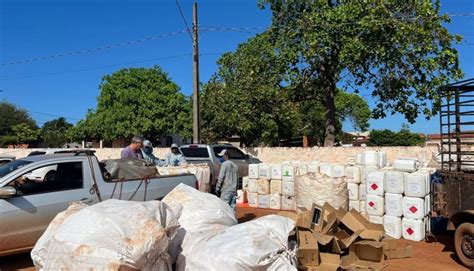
(0, 160, 32, 178)
(180, 147, 210, 158)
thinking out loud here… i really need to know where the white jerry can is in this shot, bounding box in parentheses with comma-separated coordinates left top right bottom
(393, 158, 418, 173)
(242, 177, 249, 191)
(349, 200, 360, 212)
(270, 164, 282, 180)
(362, 151, 379, 167)
(248, 178, 258, 193)
(248, 192, 258, 207)
(366, 171, 385, 196)
(369, 215, 384, 225)
(402, 218, 425, 241)
(359, 201, 366, 213)
(270, 180, 282, 195)
(307, 162, 319, 174)
(258, 164, 271, 180)
(345, 166, 361, 183)
(257, 179, 270, 195)
(248, 164, 259, 179)
(361, 166, 378, 183)
(378, 152, 387, 168)
(281, 181, 295, 196)
(282, 165, 295, 182)
(347, 183, 359, 201)
(366, 194, 385, 216)
(385, 171, 405, 194)
(319, 163, 333, 177)
(424, 194, 431, 217)
(403, 196, 426, 219)
(281, 196, 296, 211)
(269, 194, 281, 210)
(332, 164, 346, 178)
(405, 172, 430, 198)
(258, 194, 270, 209)
(359, 183, 367, 201)
(385, 193, 403, 217)
(384, 215, 402, 239)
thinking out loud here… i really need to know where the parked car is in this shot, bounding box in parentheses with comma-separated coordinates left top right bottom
(180, 144, 260, 189)
(23, 149, 79, 182)
(0, 155, 15, 167)
(0, 150, 197, 256)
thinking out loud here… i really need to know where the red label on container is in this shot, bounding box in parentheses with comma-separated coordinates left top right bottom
(406, 227, 414, 235)
(370, 183, 378, 190)
(368, 201, 375, 208)
(409, 206, 418, 213)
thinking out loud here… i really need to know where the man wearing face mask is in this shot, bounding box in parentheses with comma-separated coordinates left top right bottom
(164, 143, 186, 167)
(141, 140, 165, 166)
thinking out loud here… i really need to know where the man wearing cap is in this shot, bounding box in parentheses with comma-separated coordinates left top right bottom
(164, 143, 186, 167)
(141, 140, 165, 166)
(216, 149, 238, 210)
(121, 136, 144, 159)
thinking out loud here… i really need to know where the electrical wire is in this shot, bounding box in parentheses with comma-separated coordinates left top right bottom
(175, 0, 193, 41)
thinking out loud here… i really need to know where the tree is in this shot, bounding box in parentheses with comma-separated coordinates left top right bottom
(41, 117, 73, 147)
(259, 0, 462, 146)
(74, 66, 192, 142)
(12, 123, 39, 145)
(368, 129, 425, 146)
(0, 101, 37, 136)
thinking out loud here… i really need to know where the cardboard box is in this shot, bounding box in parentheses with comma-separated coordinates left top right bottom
(340, 209, 385, 241)
(318, 253, 341, 271)
(314, 232, 342, 254)
(297, 229, 319, 266)
(382, 237, 413, 259)
(310, 203, 325, 232)
(297, 207, 312, 229)
(341, 240, 385, 270)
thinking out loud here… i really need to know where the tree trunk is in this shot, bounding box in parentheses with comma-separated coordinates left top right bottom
(323, 83, 337, 147)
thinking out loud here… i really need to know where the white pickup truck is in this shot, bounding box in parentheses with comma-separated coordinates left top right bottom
(0, 150, 197, 256)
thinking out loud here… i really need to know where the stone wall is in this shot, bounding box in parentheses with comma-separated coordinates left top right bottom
(1, 146, 439, 165)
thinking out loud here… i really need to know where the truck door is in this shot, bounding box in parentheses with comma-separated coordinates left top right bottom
(0, 160, 91, 255)
(226, 147, 249, 178)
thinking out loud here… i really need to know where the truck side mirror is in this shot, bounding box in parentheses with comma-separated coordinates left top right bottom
(0, 186, 17, 199)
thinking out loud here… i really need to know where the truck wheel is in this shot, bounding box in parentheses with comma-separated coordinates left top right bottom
(455, 222, 474, 268)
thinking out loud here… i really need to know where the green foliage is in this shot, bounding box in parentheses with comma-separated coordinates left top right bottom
(41, 117, 73, 147)
(0, 101, 37, 136)
(73, 66, 192, 141)
(0, 135, 17, 147)
(259, 0, 462, 145)
(11, 123, 40, 144)
(368, 129, 425, 146)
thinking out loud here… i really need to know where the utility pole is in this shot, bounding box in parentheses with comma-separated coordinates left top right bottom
(192, 2, 200, 143)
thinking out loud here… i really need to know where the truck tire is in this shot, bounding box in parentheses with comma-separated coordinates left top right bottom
(454, 222, 474, 268)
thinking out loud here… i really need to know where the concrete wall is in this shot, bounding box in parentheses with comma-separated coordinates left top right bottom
(1, 146, 439, 165)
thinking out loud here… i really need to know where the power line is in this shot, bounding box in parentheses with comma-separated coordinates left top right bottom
(28, 110, 81, 120)
(0, 30, 189, 67)
(175, 0, 193, 41)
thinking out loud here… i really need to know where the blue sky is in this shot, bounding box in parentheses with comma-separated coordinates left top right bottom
(0, 0, 473, 134)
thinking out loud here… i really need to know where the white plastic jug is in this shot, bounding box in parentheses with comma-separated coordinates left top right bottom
(345, 166, 361, 183)
(242, 177, 249, 191)
(366, 194, 385, 216)
(236, 190, 245, 204)
(369, 215, 384, 225)
(359, 201, 366, 213)
(270, 180, 282, 195)
(281, 181, 295, 196)
(281, 196, 296, 210)
(424, 194, 431, 217)
(362, 151, 379, 167)
(347, 183, 359, 200)
(248, 164, 259, 179)
(405, 172, 429, 198)
(319, 163, 333, 177)
(258, 164, 271, 180)
(269, 194, 281, 210)
(385, 193, 403, 217)
(248, 192, 258, 207)
(248, 178, 258, 193)
(332, 164, 346, 178)
(384, 215, 402, 239)
(403, 196, 425, 219)
(257, 179, 270, 195)
(385, 171, 405, 194)
(366, 171, 385, 196)
(393, 158, 418, 173)
(258, 194, 270, 209)
(359, 183, 367, 201)
(307, 162, 319, 174)
(378, 152, 387, 168)
(282, 165, 295, 182)
(356, 154, 363, 165)
(402, 218, 425, 241)
(361, 166, 378, 183)
(349, 200, 360, 212)
(270, 164, 282, 180)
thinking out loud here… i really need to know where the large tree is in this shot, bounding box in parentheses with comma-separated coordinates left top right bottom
(0, 101, 37, 136)
(74, 66, 192, 142)
(259, 0, 462, 146)
(41, 117, 73, 147)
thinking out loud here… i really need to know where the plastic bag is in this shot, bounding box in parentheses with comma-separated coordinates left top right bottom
(296, 173, 348, 210)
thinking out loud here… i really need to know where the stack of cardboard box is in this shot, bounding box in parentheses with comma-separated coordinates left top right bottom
(280, 203, 412, 270)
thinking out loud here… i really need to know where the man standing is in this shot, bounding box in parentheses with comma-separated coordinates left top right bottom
(216, 149, 238, 210)
(164, 143, 186, 166)
(121, 136, 144, 159)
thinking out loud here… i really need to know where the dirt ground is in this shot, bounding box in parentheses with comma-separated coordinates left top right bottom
(0, 206, 469, 271)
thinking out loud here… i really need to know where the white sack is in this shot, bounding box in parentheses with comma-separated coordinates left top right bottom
(295, 173, 348, 210)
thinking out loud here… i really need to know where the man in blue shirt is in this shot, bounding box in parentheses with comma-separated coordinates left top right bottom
(164, 143, 186, 167)
(121, 136, 144, 159)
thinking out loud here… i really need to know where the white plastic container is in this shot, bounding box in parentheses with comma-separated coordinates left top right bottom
(236, 190, 247, 204)
(282, 165, 295, 182)
(385, 193, 403, 217)
(281, 196, 296, 210)
(281, 181, 295, 196)
(347, 183, 359, 200)
(349, 200, 360, 212)
(362, 151, 379, 167)
(359, 183, 367, 201)
(332, 164, 346, 178)
(378, 152, 387, 168)
(257, 179, 270, 195)
(359, 201, 366, 213)
(248, 192, 258, 207)
(424, 194, 431, 217)
(405, 172, 429, 198)
(369, 215, 384, 225)
(258, 194, 270, 209)
(242, 177, 249, 191)
(319, 163, 333, 177)
(269, 194, 281, 210)
(356, 154, 363, 165)
(385, 171, 405, 194)
(403, 196, 426, 219)
(270, 180, 282, 195)
(295, 164, 308, 176)
(248, 178, 258, 193)
(270, 164, 282, 180)
(258, 164, 271, 180)
(361, 166, 378, 183)
(307, 162, 319, 174)
(366, 194, 385, 216)
(248, 164, 259, 179)
(366, 171, 385, 196)
(384, 215, 402, 239)
(345, 166, 361, 183)
(393, 158, 418, 173)
(402, 218, 425, 241)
